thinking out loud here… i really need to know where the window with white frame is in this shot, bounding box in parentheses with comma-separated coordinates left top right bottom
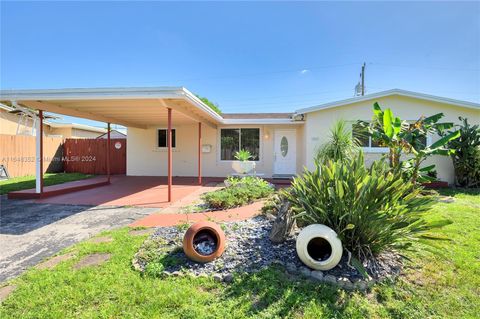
(352, 122, 381, 149)
(157, 129, 176, 148)
(220, 128, 260, 160)
(352, 122, 430, 151)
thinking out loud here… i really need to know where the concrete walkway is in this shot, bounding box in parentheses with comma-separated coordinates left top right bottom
(0, 196, 156, 283)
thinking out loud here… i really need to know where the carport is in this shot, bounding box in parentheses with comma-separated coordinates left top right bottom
(0, 87, 223, 202)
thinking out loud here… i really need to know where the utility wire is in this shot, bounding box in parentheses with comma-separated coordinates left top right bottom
(369, 62, 479, 72)
(163, 62, 363, 82)
(220, 89, 355, 103)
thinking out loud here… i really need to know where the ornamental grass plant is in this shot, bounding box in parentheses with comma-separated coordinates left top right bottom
(286, 152, 447, 261)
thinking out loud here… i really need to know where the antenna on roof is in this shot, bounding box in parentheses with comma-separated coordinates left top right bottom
(354, 62, 366, 96)
(9, 102, 59, 136)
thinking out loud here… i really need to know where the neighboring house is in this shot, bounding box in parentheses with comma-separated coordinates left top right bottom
(47, 123, 107, 138)
(1, 87, 478, 185)
(96, 129, 127, 139)
(0, 103, 48, 135)
(0, 104, 106, 138)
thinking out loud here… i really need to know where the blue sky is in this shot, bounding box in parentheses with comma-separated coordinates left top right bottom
(1, 1, 479, 127)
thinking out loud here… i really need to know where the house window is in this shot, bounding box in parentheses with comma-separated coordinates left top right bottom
(352, 123, 370, 147)
(220, 128, 260, 160)
(352, 122, 430, 151)
(157, 129, 176, 148)
(352, 122, 388, 151)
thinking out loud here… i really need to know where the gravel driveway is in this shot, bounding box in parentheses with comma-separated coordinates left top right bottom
(0, 196, 156, 282)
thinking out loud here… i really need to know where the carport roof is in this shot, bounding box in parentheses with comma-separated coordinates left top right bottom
(0, 86, 303, 127)
(0, 87, 224, 128)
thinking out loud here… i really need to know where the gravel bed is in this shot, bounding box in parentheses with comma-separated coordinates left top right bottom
(133, 216, 401, 288)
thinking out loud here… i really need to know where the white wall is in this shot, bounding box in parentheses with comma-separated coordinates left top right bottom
(127, 123, 304, 178)
(304, 95, 480, 184)
(126, 95, 479, 183)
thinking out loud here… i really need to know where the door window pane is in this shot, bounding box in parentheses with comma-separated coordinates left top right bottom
(280, 136, 288, 157)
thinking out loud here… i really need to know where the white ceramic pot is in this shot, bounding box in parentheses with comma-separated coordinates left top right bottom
(296, 224, 343, 271)
(232, 161, 255, 174)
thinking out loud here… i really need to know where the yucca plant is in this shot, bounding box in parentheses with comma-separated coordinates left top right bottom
(286, 152, 449, 262)
(234, 149, 253, 161)
(315, 119, 360, 163)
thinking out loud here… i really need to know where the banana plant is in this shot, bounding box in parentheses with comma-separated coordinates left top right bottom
(402, 113, 460, 184)
(363, 103, 460, 184)
(359, 102, 409, 168)
(442, 117, 480, 187)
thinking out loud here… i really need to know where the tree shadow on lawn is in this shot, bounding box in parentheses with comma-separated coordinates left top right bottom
(437, 187, 480, 197)
(0, 173, 92, 195)
(221, 265, 359, 318)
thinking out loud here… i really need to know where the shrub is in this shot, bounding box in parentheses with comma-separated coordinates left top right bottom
(445, 117, 480, 188)
(144, 261, 165, 277)
(195, 94, 222, 115)
(203, 177, 274, 210)
(285, 152, 446, 261)
(261, 192, 287, 215)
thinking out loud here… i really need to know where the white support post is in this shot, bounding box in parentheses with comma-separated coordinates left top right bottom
(35, 116, 42, 193)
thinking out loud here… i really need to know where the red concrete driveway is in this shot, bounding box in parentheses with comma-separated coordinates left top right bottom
(35, 176, 216, 208)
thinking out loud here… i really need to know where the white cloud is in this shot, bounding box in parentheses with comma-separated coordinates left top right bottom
(300, 69, 310, 75)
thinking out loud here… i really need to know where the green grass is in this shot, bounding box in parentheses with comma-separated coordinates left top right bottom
(0, 173, 93, 194)
(1, 189, 479, 318)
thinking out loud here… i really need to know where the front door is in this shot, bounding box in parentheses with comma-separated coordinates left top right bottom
(274, 129, 296, 175)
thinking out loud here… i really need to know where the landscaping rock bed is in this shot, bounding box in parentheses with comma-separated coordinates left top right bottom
(133, 216, 402, 291)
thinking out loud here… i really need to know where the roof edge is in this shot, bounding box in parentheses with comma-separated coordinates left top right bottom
(295, 89, 480, 114)
(222, 118, 303, 125)
(48, 122, 107, 133)
(0, 86, 224, 124)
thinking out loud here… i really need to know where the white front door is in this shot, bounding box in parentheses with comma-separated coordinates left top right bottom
(274, 129, 296, 175)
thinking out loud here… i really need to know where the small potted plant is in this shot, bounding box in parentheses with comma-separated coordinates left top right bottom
(232, 149, 256, 175)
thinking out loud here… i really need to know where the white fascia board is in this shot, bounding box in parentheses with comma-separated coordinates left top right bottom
(221, 119, 304, 125)
(0, 87, 185, 101)
(0, 102, 13, 111)
(295, 89, 480, 114)
(180, 87, 224, 123)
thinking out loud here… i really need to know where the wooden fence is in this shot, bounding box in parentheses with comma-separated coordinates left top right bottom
(0, 134, 64, 177)
(63, 138, 126, 175)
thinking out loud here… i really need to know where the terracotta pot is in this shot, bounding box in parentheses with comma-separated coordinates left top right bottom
(183, 221, 226, 263)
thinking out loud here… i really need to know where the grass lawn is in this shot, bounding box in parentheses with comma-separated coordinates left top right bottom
(0, 173, 93, 195)
(1, 189, 479, 318)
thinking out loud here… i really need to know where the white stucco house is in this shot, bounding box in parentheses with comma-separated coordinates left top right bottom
(1, 87, 479, 191)
(124, 88, 479, 184)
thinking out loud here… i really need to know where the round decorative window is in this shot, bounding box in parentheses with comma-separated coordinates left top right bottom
(280, 136, 288, 157)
